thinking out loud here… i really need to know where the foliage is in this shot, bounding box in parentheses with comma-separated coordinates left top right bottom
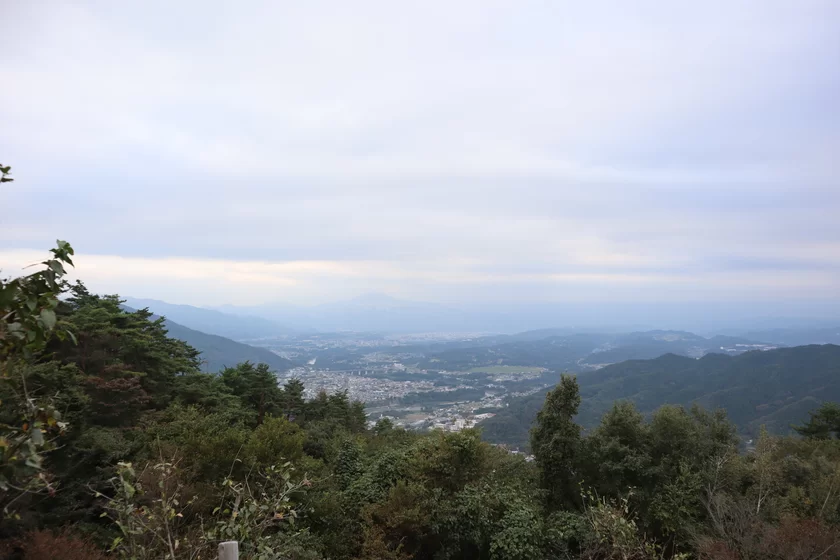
(483, 346, 840, 448)
(220, 362, 284, 426)
(0, 241, 75, 517)
(531, 374, 581, 509)
(0, 164, 13, 184)
(98, 459, 199, 560)
(795, 402, 840, 440)
(580, 489, 667, 560)
(99, 457, 319, 560)
(207, 463, 320, 560)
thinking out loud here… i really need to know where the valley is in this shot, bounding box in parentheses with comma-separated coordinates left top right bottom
(204, 325, 819, 439)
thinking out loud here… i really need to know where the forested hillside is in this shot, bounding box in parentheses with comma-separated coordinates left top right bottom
(2, 241, 840, 559)
(148, 314, 295, 373)
(481, 345, 840, 448)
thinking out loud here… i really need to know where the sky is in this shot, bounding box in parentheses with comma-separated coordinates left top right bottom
(1, 1, 839, 314)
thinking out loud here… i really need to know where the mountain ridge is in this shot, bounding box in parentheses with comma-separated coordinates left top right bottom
(122, 302, 295, 373)
(480, 344, 840, 448)
(123, 297, 299, 340)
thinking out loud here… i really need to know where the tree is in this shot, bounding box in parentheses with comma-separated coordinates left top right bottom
(282, 378, 306, 421)
(582, 401, 650, 499)
(750, 426, 781, 516)
(411, 428, 488, 493)
(220, 362, 284, 425)
(374, 418, 394, 436)
(795, 402, 840, 440)
(245, 416, 306, 467)
(30, 284, 204, 525)
(336, 439, 363, 490)
(0, 240, 75, 516)
(530, 374, 582, 509)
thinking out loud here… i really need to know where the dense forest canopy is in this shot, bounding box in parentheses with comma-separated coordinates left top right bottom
(2, 236, 840, 558)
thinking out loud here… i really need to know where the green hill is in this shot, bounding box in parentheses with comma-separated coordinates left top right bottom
(120, 304, 295, 373)
(162, 319, 295, 373)
(480, 344, 840, 447)
(122, 303, 295, 373)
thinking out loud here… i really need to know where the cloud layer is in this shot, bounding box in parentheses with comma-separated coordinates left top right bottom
(1, 1, 838, 309)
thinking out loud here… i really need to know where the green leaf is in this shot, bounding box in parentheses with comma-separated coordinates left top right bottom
(48, 260, 66, 275)
(39, 308, 56, 330)
(111, 536, 123, 550)
(66, 329, 77, 345)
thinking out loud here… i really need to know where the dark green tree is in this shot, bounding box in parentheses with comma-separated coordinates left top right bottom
(374, 418, 394, 436)
(336, 438, 363, 490)
(282, 378, 306, 421)
(794, 402, 840, 440)
(220, 361, 284, 425)
(530, 374, 582, 509)
(581, 401, 650, 499)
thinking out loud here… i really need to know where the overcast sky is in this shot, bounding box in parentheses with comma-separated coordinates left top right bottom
(1, 1, 838, 310)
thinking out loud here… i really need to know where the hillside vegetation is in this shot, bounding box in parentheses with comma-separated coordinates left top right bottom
(157, 317, 295, 373)
(481, 345, 840, 448)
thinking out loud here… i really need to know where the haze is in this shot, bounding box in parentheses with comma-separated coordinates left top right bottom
(1, 1, 839, 325)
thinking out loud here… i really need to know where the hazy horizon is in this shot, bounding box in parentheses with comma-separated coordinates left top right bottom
(121, 294, 840, 336)
(2, 1, 838, 313)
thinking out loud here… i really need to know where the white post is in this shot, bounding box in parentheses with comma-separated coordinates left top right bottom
(218, 541, 239, 560)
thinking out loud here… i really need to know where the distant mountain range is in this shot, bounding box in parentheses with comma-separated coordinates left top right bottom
(409, 329, 777, 372)
(740, 327, 840, 346)
(582, 330, 774, 364)
(480, 344, 840, 448)
(132, 293, 840, 336)
(122, 301, 295, 373)
(215, 293, 479, 333)
(217, 295, 700, 333)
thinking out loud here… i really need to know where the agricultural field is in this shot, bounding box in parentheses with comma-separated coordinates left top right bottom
(467, 365, 546, 374)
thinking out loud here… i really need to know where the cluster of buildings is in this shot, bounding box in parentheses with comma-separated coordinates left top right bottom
(281, 367, 435, 401)
(429, 412, 496, 432)
(278, 355, 553, 440)
(371, 411, 497, 433)
(719, 343, 778, 353)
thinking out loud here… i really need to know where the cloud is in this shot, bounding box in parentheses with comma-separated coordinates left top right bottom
(0, 249, 836, 308)
(1, 0, 838, 309)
